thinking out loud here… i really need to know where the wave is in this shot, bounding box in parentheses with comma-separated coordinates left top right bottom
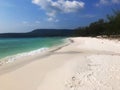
(0, 38, 71, 66)
(1, 47, 48, 64)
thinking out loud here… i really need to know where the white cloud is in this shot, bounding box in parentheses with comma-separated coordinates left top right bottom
(96, 0, 120, 6)
(32, 0, 85, 22)
(62, 0, 85, 13)
(47, 17, 54, 21)
(46, 11, 56, 17)
(47, 17, 59, 22)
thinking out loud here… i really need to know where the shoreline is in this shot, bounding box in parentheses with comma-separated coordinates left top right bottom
(0, 38, 70, 63)
(0, 37, 120, 90)
(0, 37, 65, 61)
(0, 38, 72, 74)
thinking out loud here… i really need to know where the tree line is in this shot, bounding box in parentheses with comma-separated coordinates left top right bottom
(74, 9, 120, 37)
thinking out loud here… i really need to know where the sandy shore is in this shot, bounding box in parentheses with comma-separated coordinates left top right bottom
(0, 37, 120, 90)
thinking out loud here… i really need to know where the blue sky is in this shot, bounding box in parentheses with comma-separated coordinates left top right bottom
(0, 0, 120, 33)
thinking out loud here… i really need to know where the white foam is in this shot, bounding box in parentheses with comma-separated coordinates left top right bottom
(1, 38, 69, 65)
(5, 47, 48, 64)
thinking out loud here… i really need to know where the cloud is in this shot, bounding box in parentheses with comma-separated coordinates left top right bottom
(96, 0, 120, 6)
(47, 17, 54, 22)
(47, 17, 59, 22)
(32, 0, 85, 22)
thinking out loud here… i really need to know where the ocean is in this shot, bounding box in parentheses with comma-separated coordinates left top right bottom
(0, 37, 65, 59)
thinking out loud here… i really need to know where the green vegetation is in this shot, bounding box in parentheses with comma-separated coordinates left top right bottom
(75, 10, 120, 37)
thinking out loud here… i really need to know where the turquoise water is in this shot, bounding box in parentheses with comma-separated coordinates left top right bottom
(0, 37, 65, 59)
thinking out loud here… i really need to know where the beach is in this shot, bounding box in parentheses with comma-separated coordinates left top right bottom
(0, 37, 120, 90)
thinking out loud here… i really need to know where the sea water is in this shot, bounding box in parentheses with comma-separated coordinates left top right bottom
(0, 37, 65, 59)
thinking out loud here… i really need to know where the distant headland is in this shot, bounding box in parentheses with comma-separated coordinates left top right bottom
(0, 29, 75, 38)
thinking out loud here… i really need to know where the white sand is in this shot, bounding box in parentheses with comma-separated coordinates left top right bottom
(0, 37, 120, 90)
